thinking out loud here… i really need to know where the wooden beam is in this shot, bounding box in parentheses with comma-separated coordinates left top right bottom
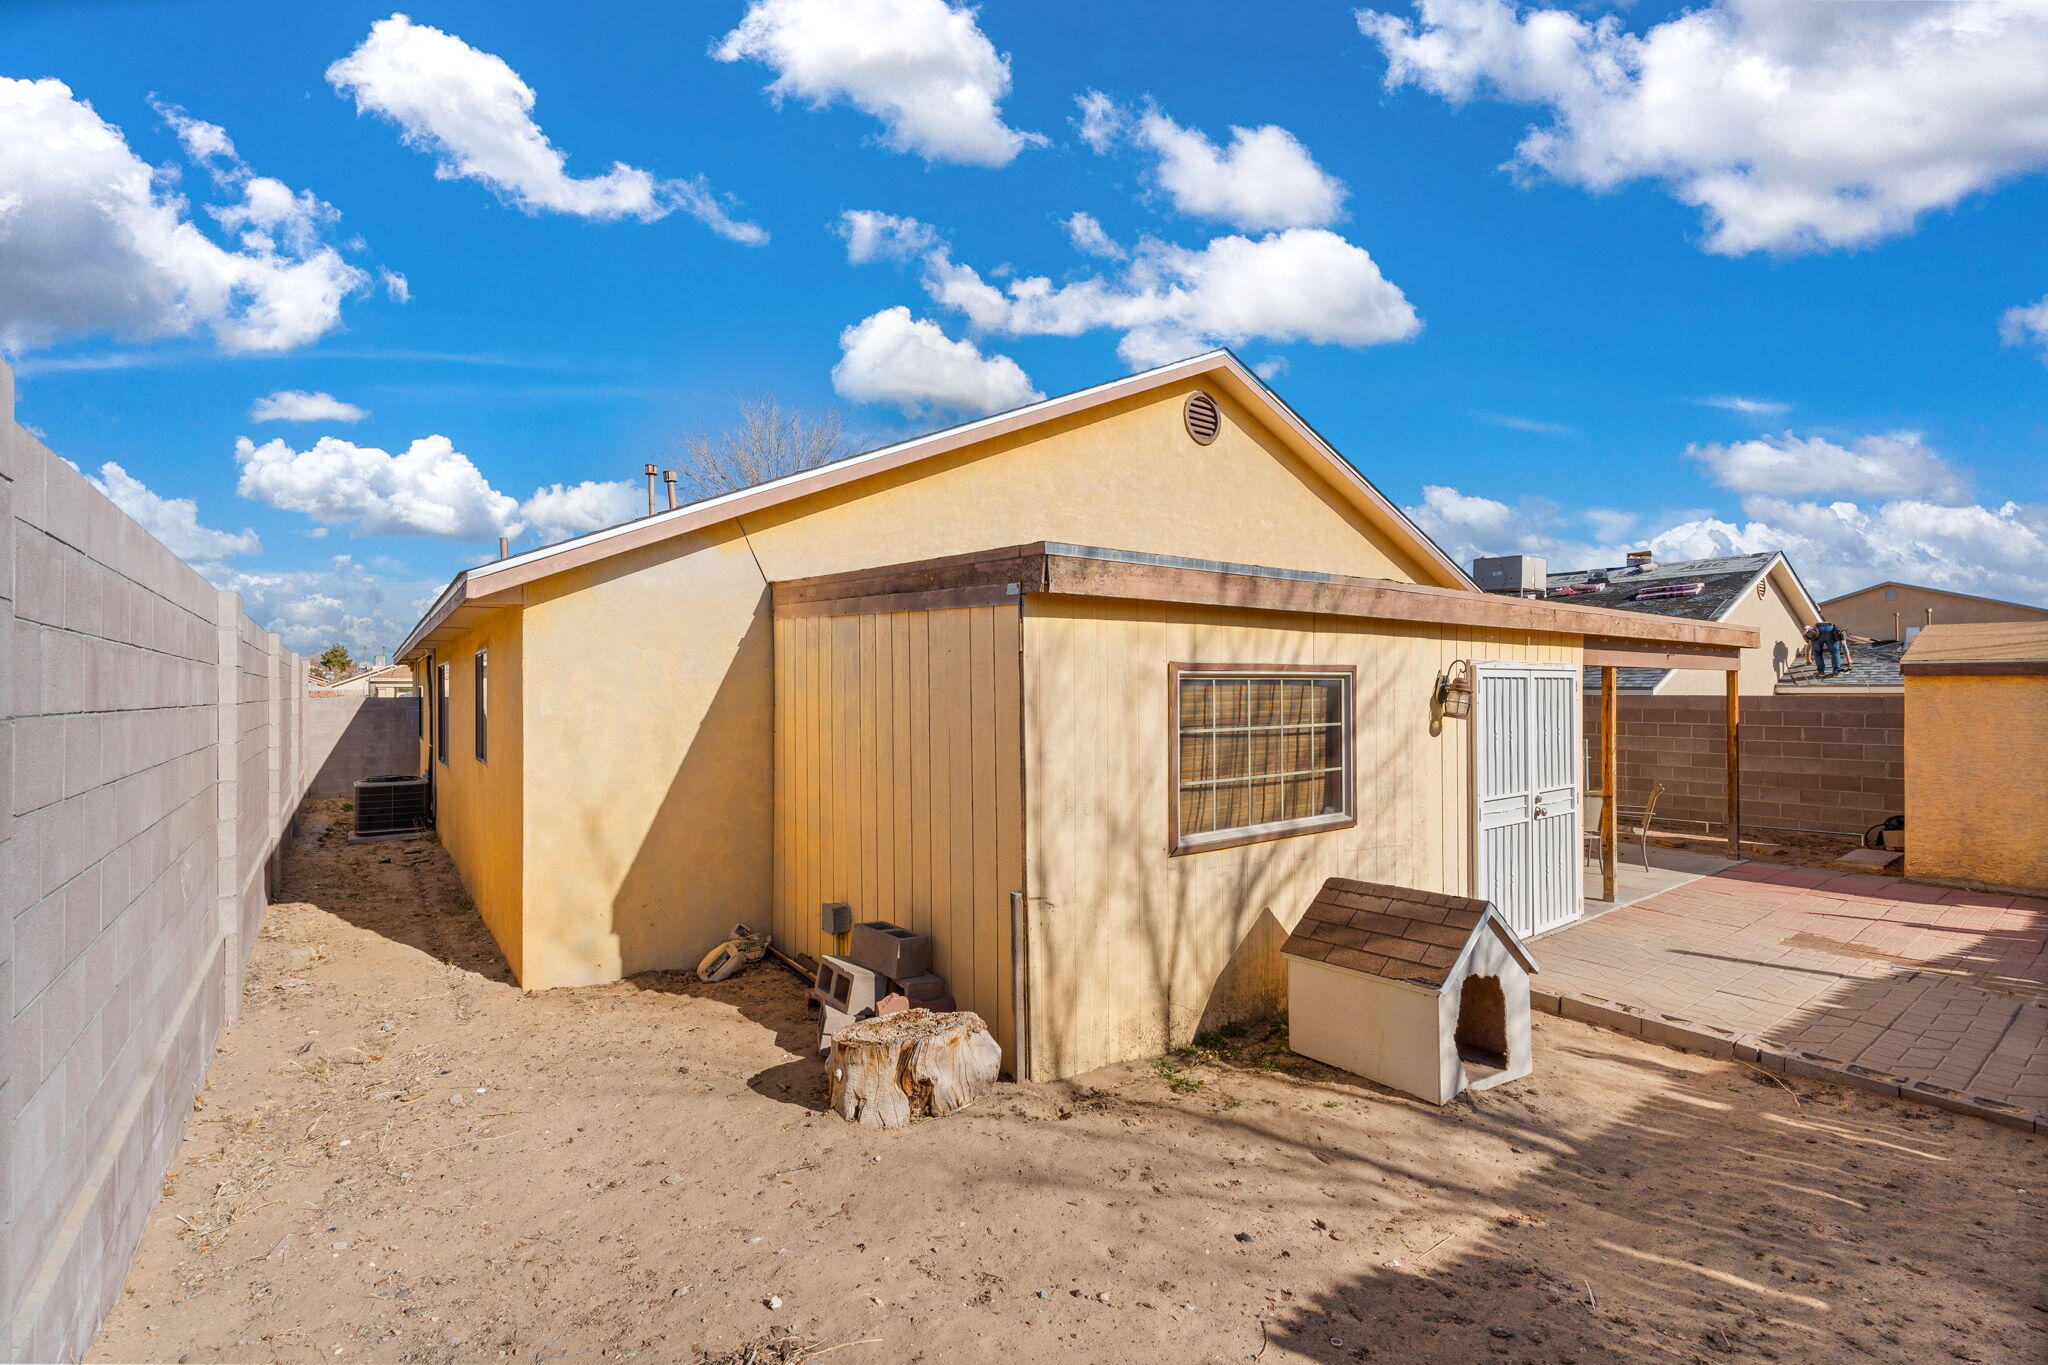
(1725, 671, 1742, 859)
(1582, 641, 1740, 671)
(774, 583, 1023, 619)
(1599, 666, 1618, 904)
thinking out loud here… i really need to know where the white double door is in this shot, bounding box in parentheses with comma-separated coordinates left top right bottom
(1474, 662, 1583, 938)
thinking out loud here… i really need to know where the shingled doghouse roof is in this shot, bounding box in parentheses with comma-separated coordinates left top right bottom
(1281, 878, 1537, 990)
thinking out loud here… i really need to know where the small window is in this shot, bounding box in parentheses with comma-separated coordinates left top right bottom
(1171, 667, 1354, 853)
(1883, 587, 1897, 602)
(435, 663, 450, 765)
(473, 650, 488, 762)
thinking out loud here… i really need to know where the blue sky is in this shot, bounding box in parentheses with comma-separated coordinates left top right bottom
(4, 0, 2046, 655)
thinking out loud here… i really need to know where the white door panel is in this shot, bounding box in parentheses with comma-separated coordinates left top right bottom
(1474, 662, 1583, 937)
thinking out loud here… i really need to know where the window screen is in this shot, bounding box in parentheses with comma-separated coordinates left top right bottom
(435, 663, 450, 765)
(1175, 670, 1351, 848)
(473, 651, 488, 762)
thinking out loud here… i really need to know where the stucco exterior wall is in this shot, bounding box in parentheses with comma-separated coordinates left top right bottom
(1826, 584, 2048, 642)
(493, 379, 1466, 988)
(426, 611, 524, 980)
(1018, 595, 1578, 1079)
(1905, 675, 2048, 894)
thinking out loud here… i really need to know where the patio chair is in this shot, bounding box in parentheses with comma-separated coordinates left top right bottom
(1582, 783, 1665, 871)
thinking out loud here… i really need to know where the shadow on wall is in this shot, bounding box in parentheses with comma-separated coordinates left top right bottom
(305, 696, 422, 797)
(605, 591, 778, 975)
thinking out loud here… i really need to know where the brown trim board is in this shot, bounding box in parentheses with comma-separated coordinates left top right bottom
(772, 543, 1758, 650)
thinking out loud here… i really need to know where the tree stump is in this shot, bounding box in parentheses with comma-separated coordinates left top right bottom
(827, 1009, 1000, 1129)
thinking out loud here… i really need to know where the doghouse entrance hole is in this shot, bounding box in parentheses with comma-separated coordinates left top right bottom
(1455, 975, 1508, 1076)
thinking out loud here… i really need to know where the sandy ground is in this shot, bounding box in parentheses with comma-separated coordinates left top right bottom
(91, 803, 2045, 1365)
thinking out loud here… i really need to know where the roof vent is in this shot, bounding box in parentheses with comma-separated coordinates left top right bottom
(1625, 550, 1657, 572)
(1634, 582, 1704, 601)
(1184, 391, 1221, 445)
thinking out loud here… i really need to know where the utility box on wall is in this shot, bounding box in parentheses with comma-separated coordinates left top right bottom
(1283, 878, 1538, 1105)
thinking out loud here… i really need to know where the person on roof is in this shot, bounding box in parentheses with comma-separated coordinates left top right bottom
(1804, 619, 1854, 677)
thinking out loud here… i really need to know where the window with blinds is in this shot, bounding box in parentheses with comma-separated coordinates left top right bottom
(1173, 669, 1353, 851)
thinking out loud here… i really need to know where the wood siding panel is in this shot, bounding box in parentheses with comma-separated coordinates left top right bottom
(772, 604, 1026, 1065)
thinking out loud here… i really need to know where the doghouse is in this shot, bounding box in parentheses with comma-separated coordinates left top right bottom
(1282, 877, 1537, 1104)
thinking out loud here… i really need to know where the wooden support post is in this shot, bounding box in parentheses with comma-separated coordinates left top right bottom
(1725, 671, 1742, 858)
(1599, 666, 1618, 904)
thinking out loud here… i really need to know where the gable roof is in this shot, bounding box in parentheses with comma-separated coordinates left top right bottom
(1280, 877, 1536, 990)
(396, 351, 1474, 662)
(1549, 552, 1816, 693)
(1821, 581, 2048, 616)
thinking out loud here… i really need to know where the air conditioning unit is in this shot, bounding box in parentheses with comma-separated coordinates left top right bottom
(1470, 554, 1548, 596)
(352, 774, 431, 839)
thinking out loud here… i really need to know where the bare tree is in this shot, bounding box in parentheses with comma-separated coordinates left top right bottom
(668, 394, 855, 500)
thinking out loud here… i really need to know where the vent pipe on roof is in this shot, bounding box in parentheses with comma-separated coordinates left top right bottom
(644, 464, 659, 516)
(498, 536, 508, 560)
(664, 468, 678, 510)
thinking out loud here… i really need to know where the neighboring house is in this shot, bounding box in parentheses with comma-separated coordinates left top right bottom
(313, 662, 415, 697)
(1901, 622, 2048, 895)
(394, 352, 1752, 1079)
(1534, 551, 1817, 695)
(1821, 581, 2048, 643)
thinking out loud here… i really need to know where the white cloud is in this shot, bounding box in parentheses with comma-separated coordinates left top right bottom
(1999, 295, 2048, 362)
(837, 209, 941, 264)
(381, 269, 411, 303)
(518, 479, 642, 543)
(212, 554, 439, 658)
(1477, 412, 1573, 435)
(1081, 95, 1347, 231)
(923, 227, 1421, 367)
(714, 0, 1043, 167)
(1358, 0, 2048, 254)
(1698, 395, 1791, 417)
(1253, 356, 1289, 381)
(251, 390, 369, 423)
(831, 306, 1041, 420)
(235, 432, 521, 540)
(1685, 431, 1968, 502)
(330, 14, 764, 243)
(0, 78, 370, 353)
(1408, 452, 2048, 604)
(87, 462, 261, 562)
(1063, 211, 1125, 260)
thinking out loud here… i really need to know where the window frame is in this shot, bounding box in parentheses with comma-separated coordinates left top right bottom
(473, 649, 489, 763)
(1167, 662, 1358, 856)
(435, 662, 450, 766)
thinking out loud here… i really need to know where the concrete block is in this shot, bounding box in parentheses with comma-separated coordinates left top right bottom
(14, 528, 61, 626)
(13, 891, 67, 1005)
(39, 452, 90, 550)
(849, 921, 932, 979)
(13, 713, 62, 816)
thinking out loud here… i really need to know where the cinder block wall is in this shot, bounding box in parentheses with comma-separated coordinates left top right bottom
(303, 695, 421, 797)
(1586, 694, 1903, 837)
(1, 359, 309, 1362)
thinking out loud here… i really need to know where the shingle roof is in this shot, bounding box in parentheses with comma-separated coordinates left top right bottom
(1777, 637, 1907, 689)
(1545, 552, 1778, 622)
(1902, 621, 2048, 668)
(1280, 877, 1534, 989)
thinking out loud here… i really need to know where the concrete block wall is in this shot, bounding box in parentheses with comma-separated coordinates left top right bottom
(303, 695, 422, 797)
(1587, 693, 1904, 837)
(1, 359, 310, 1362)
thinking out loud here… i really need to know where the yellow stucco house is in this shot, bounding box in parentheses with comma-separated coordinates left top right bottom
(396, 353, 1750, 1077)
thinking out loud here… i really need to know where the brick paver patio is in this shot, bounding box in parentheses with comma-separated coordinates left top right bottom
(1533, 863, 2048, 1126)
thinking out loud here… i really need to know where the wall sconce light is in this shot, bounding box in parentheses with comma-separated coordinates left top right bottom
(1435, 660, 1474, 721)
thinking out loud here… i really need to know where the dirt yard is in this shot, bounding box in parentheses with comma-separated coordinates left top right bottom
(91, 803, 2045, 1365)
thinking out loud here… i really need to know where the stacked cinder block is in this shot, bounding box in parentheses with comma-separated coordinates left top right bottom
(1584, 693, 1904, 837)
(0, 360, 311, 1361)
(806, 913, 951, 1051)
